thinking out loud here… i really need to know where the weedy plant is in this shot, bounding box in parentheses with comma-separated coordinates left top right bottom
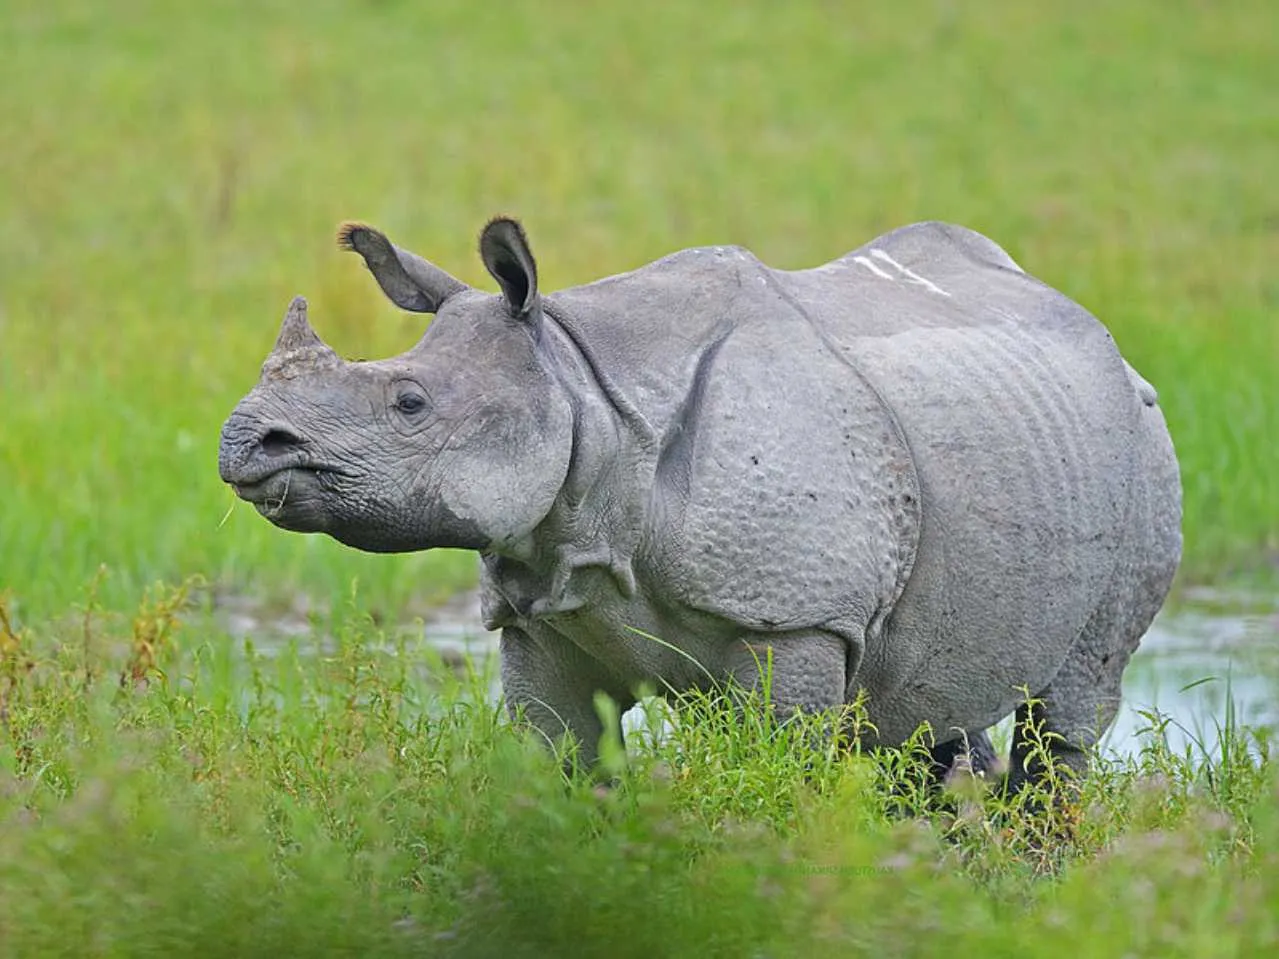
(6, 579, 1272, 956)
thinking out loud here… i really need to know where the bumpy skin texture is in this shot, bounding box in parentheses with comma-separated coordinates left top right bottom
(219, 218, 1182, 785)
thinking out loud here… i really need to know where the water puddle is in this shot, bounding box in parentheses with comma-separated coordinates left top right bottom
(1104, 596, 1278, 756)
(216, 587, 1279, 758)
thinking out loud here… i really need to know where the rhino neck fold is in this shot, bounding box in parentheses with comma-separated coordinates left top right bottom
(540, 301, 657, 449)
(488, 305, 658, 618)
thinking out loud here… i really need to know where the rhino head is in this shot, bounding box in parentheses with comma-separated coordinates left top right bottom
(217, 219, 573, 555)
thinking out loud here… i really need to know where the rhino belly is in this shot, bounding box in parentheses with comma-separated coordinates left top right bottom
(850, 321, 1142, 744)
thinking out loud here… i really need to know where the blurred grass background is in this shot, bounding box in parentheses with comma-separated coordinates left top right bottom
(1, 0, 1276, 620)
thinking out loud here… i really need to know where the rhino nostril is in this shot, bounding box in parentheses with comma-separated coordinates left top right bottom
(260, 428, 302, 457)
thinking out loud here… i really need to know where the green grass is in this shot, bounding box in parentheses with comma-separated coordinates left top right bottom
(1, 592, 1275, 957)
(2, 1, 1278, 955)
(1, 0, 1277, 620)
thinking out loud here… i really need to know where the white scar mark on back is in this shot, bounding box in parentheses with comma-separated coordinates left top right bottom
(869, 249, 952, 296)
(852, 255, 895, 280)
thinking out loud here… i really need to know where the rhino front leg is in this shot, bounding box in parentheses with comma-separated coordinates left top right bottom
(499, 626, 636, 770)
(723, 630, 851, 722)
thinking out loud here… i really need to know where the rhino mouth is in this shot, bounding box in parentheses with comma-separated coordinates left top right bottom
(231, 467, 340, 532)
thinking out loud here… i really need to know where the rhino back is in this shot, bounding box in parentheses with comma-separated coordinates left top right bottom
(545, 247, 761, 441)
(545, 225, 1154, 743)
(777, 222, 1147, 742)
(551, 248, 921, 655)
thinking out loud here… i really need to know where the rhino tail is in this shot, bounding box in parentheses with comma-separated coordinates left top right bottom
(1123, 360, 1159, 408)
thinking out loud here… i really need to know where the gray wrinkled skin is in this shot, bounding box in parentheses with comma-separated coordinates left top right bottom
(219, 218, 1182, 788)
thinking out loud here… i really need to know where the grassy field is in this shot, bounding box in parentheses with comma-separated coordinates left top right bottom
(2, 0, 1278, 954)
(1, 597, 1275, 956)
(2, 0, 1276, 620)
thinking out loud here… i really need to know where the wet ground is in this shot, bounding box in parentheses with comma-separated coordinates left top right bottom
(217, 587, 1279, 758)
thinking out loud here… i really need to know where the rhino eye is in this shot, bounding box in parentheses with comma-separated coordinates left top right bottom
(394, 391, 427, 416)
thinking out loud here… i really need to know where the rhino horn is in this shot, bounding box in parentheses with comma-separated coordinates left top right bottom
(272, 296, 323, 352)
(264, 296, 340, 375)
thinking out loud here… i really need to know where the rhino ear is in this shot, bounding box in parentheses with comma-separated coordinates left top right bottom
(337, 222, 466, 314)
(479, 217, 538, 318)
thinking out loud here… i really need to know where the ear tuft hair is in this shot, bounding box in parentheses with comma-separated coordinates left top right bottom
(482, 216, 532, 253)
(335, 221, 466, 314)
(336, 221, 374, 253)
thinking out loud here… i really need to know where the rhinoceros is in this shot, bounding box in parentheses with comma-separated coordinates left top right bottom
(218, 217, 1182, 790)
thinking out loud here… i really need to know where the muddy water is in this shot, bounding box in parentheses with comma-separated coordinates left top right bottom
(219, 588, 1278, 758)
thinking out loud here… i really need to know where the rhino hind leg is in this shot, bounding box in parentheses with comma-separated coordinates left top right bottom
(724, 630, 851, 715)
(927, 729, 1004, 785)
(1003, 583, 1145, 794)
(1005, 551, 1175, 793)
(1007, 405, 1181, 795)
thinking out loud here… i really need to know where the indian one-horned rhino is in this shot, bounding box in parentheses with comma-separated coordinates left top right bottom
(218, 217, 1182, 789)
